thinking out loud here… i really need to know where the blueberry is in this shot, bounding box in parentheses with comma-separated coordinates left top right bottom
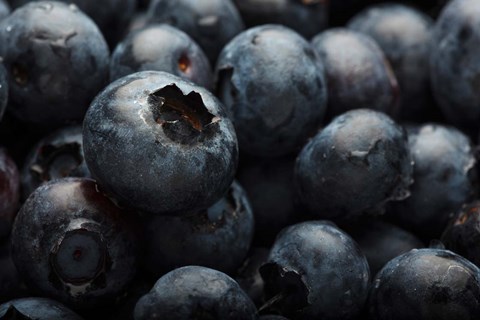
(134, 266, 258, 320)
(311, 28, 399, 121)
(0, 297, 84, 319)
(11, 178, 139, 309)
(441, 201, 480, 268)
(143, 181, 254, 278)
(110, 24, 213, 89)
(237, 155, 298, 245)
(368, 248, 480, 320)
(0, 147, 19, 240)
(83, 71, 238, 216)
(295, 109, 413, 220)
(0, 1, 109, 126)
(216, 25, 327, 157)
(348, 4, 435, 122)
(387, 124, 477, 240)
(20, 125, 90, 201)
(146, 0, 244, 64)
(232, 0, 328, 39)
(260, 221, 370, 319)
(259, 316, 289, 320)
(11, 0, 136, 48)
(430, 0, 480, 134)
(342, 219, 424, 276)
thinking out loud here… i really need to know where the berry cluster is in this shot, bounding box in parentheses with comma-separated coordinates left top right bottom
(0, 0, 478, 319)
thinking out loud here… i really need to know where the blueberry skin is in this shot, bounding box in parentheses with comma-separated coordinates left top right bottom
(134, 266, 258, 320)
(216, 25, 327, 157)
(441, 201, 480, 268)
(237, 155, 298, 245)
(260, 221, 370, 319)
(348, 4, 434, 122)
(0, 0, 10, 20)
(83, 71, 238, 216)
(368, 248, 480, 320)
(295, 109, 413, 220)
(146, 0, 244, 64)
(0, 63, 8, 122)
(430, 0, 480, 133)
(20, 125, 90, 201)
(143, 181, 254, 278)
(232, 0, 328, 39)
(311, 28, 399, 121)
(342, 219, 424, 276)
(0, 147, 19, 240)
(12, 0, 136, 48)
(110, 24, 213, 89)
(0, 1, 109, 126)
(11, 178, 139, 309)
(387, 124, 477, 240)
(0, 297, 84, 319)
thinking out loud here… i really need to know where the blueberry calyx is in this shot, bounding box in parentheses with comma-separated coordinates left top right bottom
(49, 221, 110, 290)
(148, 84, 219, 144)
(259, 262, 310, 315)
(29, 143, 83, 181)
(1, 306, 30, 320)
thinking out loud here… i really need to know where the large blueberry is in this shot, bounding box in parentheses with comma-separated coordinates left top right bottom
(110, 24, 213, 89)
(260, 221, 370, 319)
(20, 125, 90, 201)
(11, 0, 136, 48)
(0, 297, 84, 319)
(216, 25, 327, 157)
(368, 248, 480, 320)
(311, 28, 399, 121)
(0, 1, 109, 126)
(11, 178, 139, 309)
(146, 0, 244, 64)
(143, 181, 254, 278)
(295, 109, 413, 220)
(430, 0, 480, 134)
(134, 266, 258, 319)
(387, 124, 477, 240)
(233, 0, 328, 39)
(348, 4, 434, 122)
(83, 71, 238, 216)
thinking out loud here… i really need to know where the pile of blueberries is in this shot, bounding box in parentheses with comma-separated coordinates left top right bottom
(1, 0, 480, 319)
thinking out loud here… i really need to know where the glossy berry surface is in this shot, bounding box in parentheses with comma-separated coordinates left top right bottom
(146, 0, 244, 64)
(83, 71, 238, 216)
(368, 248, 480, 320)
(348, 4, 434, 122)
(143, 181, 254, 277)
(20, 125, 90, 201)
(311, 28, 399, 121)
(295, 109, 413, 220)
(134, 266, 258, 320)
(216, 24, 327, 157)
(0, 297, 84, 319)
(387, 124, 477, 240)
(260, 221, 370, 320)
(0, 1, 109, 126)
(0, 147, 19, 240)
(11, 178, 139, 309)
(110, 24, 213, 89)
